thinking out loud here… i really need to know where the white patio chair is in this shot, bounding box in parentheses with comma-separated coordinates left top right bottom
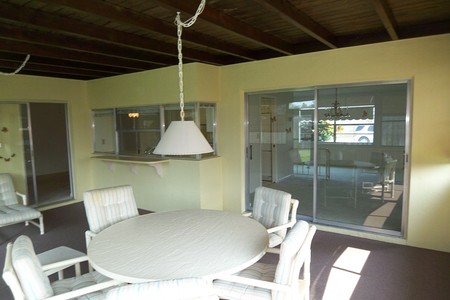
(362, 154, 397, 202)
(246, 186, 299, 253)
(0, 173, 44, 234)
(83, 185, 139, 247)
(37, 246, 86, 281)
(2, 235, 121, 300)
(106, 278, 219, 300)
(213, 220, 316, 300)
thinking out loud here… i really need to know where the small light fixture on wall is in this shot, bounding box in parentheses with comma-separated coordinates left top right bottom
(153, 0, 213, 156)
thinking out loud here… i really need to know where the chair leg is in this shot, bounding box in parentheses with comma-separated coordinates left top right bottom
(39, 215, 44, 235)
(85, 233, 94, 272)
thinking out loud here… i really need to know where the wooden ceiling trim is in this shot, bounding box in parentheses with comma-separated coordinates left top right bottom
(153, 0, 296, 55)
(370, 0, 400, 40)
(254, 0, 338, 49)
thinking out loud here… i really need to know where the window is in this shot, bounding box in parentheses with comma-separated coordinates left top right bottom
(317, 87, 376, 144)
(381, 116, 405, 146)
(116, 107, 161, 156)
(92, 103, 216, 158)
(92, 109, 115, 153)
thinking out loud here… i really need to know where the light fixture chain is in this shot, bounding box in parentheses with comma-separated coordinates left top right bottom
(0, 54, 30, 76)
(176, 13, 185, 121)
(175, 0, 206, 121)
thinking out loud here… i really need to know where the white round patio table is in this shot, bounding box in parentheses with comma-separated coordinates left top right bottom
(87, 209, 269, 283)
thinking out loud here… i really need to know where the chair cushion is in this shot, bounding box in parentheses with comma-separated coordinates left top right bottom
(0, 204, 42, 226)
(0, 173, 19, 206)
(253, 187, 291, 242)
(274, 221, 309, 285)
(213, 262, 275, 300)
(106, 278, 219, 300)
(52, 271, 112, 299)
(12, 235, 54, 300)
(83, 185, 139, 234)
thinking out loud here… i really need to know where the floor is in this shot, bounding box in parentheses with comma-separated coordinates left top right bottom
(264, 165, 403, 232)
(1, 202, 449, 300)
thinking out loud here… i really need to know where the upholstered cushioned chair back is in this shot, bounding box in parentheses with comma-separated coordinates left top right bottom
(0, 173, 19, 206)
(3, 243, 25, 300)
(106, 278, 219, 300)
(11, 235, 54, 300)
(83, 185, 139, 234)
(273, 221, 316, 300)
(253, 186, 291, 239)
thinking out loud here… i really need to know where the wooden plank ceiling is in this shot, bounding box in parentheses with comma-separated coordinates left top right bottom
(0, 0, 449, 80)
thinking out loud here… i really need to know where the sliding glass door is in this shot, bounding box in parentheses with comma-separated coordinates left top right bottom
(246, 81, 410, 236)
(0, 102, 73, 207)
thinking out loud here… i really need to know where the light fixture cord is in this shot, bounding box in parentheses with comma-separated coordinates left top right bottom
(175, 0, 206, 121)
(0, 55, 31, 76)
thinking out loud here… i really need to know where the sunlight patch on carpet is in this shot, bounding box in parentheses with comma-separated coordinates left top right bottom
(322, 247, 370, 300)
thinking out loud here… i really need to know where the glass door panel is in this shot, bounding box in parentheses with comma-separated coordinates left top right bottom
(0, 102, 73, 207)
(316, 84, 407, 233)
(246, 82, 409, 236)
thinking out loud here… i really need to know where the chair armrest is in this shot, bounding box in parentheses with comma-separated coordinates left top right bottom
(16, 192, 27, 205)
(45, 279, 122, 300)
(267, 223, 292, 234)
(266, 199, 299, 234)
(215, 274, 293, 293)
(41, 255, 89, 273)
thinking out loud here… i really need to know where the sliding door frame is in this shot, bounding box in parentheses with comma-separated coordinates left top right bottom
(245, 79, 412, 238)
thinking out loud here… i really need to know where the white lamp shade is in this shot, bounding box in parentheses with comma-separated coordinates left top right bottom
(153, 120, 214, 155)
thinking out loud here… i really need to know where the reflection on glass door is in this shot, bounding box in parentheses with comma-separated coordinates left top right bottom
(246, 82, 409, 236)
(0, 102, 73, 207)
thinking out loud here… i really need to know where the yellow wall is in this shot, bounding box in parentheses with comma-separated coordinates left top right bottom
(87, 63, 220, 108)
(219, 34, 450, 252)
(88, 157, 222, 212)
(1, 34, 449, 252)
(85, 63, 222, 211)
(0, 104, 25, 192)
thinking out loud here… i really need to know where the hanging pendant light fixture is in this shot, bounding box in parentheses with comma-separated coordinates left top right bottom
(324, 88, 350, 119)
(153, 0, 213, 155)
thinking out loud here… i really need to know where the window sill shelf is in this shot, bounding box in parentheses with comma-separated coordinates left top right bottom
(92, 155, 169, 177)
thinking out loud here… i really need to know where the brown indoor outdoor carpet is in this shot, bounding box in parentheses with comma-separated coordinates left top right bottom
(0, 202, 449, 300)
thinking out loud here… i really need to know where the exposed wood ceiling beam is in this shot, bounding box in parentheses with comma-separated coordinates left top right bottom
(0, 59, 115, 78)
(153, 0, 296, 55)
(370, 0, 399, 40)
(43, 0, 257, 61)
(254, 0, 338, 49)
(0, 39, 154, 70)
(0, 51, 134, 75)
(0, 2, 226, 65)
(0, 23, 175, 66)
